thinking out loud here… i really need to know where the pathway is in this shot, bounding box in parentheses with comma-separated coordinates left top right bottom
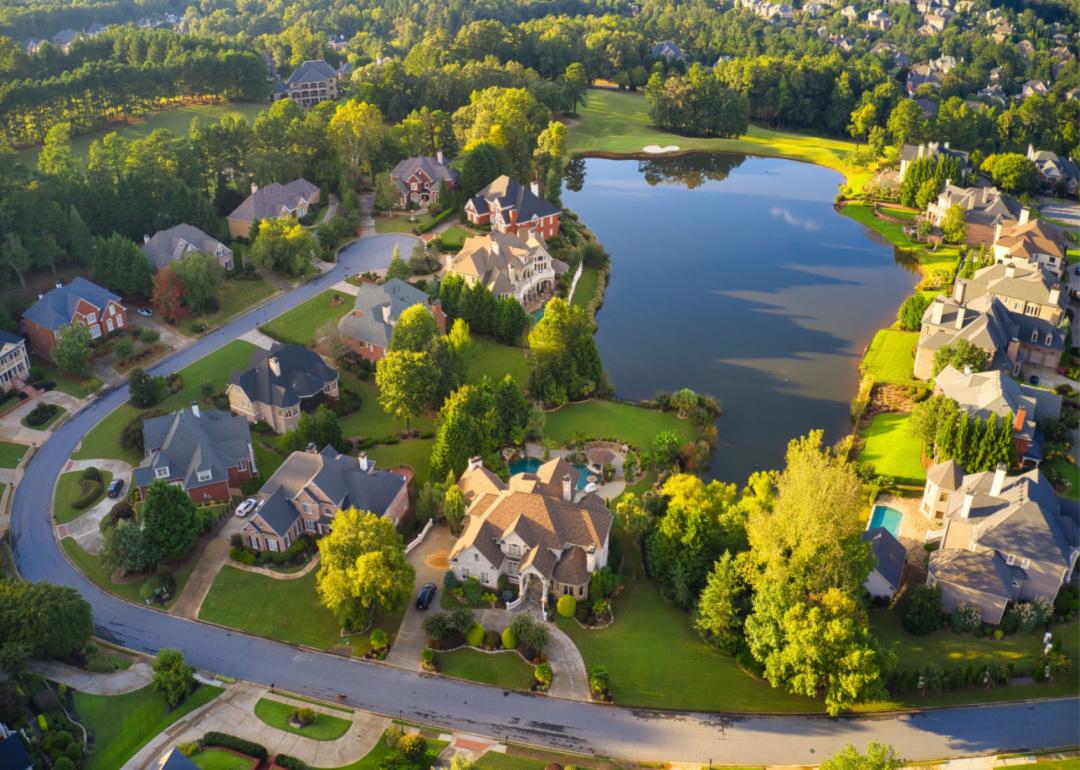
(238, 328, 279, 350)
(29, 659, 153, 695)
(387, 525, 456, 670)
(126, 683, 390, 770)
(55, 458, 134, 554)
(0, 388, 82, 446)
(358, 192, 376, 232)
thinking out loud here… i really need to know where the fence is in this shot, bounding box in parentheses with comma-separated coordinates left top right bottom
(405, 518, 434, 555)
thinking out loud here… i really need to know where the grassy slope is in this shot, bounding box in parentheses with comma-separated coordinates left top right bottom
(180, 277, 277, 335)
(62, 536, 199, 609)
(0, 440, 28, 469)
(259, 290, 353, 346)
(570, 266, 600, 310)
(76, 684, 222, 770)
(54, 470, 113, 524)
(861, 329, 921, 387)
(858, 412, 926, 484)
(437, 648, 535, 690)
(253, 697, 351, 740)
(466, 338, 532, 388)
(544, 400, 695, 450)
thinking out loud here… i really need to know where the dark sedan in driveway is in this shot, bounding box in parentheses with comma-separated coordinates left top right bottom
(415, 582, 437, 609)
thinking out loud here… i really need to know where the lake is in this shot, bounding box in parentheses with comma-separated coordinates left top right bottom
(561, 154, 917, 484)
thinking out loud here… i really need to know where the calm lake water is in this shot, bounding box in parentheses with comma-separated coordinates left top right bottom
(562, 154, 918, 484)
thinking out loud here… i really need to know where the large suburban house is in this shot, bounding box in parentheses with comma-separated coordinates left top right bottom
(447, 231, 567, 308)
(934, 365, 1061, 466)
(650, 40, 685, 61)
(242, 446, 408, 553)
(0, 331, 30, 394)
(227, 179, 320, 239)
(959, 263, 1066, 325)
(465, 176, 561, 240)
(133, 404, 256, 503)
(337, 279, 446, 361)
(922, 463, 1078, 624)
(143, 224, 234, 271)
(275, 59, 340, 108)
(22, 277, 127, 360)
(449, 457, 613, 610)
(862, 527, 906, 601)
(992, 218, 1068, 278)
(898, 141, 970, 181)
(1026, 144, 1080, 196)
(227, 344, 339, 434)
(389, 153, 459, 208)
(926, 184, 1023, 245)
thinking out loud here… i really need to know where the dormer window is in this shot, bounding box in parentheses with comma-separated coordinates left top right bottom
(86, 313, 97, 324)
(196, 470, 212, 482)
(1031, 329, 1039, 342)
(1021, 558, 1030, 569)
(155, 466, 170, 479)
(1006, 553, 1016, 566)
(1045, 333, 1053, 346)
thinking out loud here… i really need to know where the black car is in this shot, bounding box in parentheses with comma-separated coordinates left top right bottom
(106, 478, 125, 498)
(415, 582, 437, 610)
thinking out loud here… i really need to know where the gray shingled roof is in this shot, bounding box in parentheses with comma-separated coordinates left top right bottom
(229, 179, 319, 224)
(229, 343, 337, 410)
(470, 176, 559, 222)
(253, 486, 300, 536)
(287, 59, 337, 85)
(133, 407, 252, 492)
(143, 224, 228, 270)
(929, 548, 1012, 600)
(390, 156, 460, 194)
(337, 279, 436, 351)
(23, 277, 122, 332)
(862, 527, 906, 590)
(0, 329, 24, 347)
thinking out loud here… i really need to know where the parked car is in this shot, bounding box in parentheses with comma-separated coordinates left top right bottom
(106, 478, 124, 498)
(416, 582, 437, 610)
(137, 307, 153, 317)
(235, 498, 257, 517)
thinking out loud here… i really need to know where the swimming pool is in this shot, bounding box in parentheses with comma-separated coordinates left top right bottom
(509, 457, 592, 490)
(868, 504, 903, 538)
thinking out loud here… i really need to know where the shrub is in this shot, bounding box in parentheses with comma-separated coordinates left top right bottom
(466, 624, 485, 647)
(483, 630, 501, 650)
(592, 599, 611, 622)
(72, 478, 104, 509)
(903, 585, 943, 635)
(230, 547, 257, 565)
(921, 663, 944, 694)
(589, 666, 609, 696)
(53, 759, 75, 770)
(534, 662, 553, 690)
(589, 568, 621, 600)
(443, 570, 460, 590)
(501, 625, 518, 651)
(1015, 599, 1052, 633)
(291, 707, 316, 727)
(276, 756, 312, 770)
(556, 595, 577, 618)
(421, 648, 438, 671)
(510, 614, 549, 654)
(460, 577, 484, 606)
(422, 613, 452, 645)
(397, 733, 427, 761)
(952, 603, 982, 634)
(370, 628, 388, 651)
(81, 466, 102, 482)
(202, 732, 268, 761)
(177, 742, 200, 757)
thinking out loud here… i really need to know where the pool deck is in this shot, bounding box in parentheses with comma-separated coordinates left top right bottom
(522, 442, 627, 500)
(874, 493, 931, 585)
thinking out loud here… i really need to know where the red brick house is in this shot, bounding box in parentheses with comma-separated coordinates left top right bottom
(465, 175, 561, 240)
(390, 153, 460, 208)
(22, 277, 127, 360)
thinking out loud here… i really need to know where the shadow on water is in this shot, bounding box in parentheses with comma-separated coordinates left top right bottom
(562, 155, 919, 484)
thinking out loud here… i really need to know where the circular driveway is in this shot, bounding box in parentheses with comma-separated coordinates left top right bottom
(338, 233, 424, 272)
(8, 242, 1080, 764)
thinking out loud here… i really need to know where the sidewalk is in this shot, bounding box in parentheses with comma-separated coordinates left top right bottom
(29, 659, 153, 695)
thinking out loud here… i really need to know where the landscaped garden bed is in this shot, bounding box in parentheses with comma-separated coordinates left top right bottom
(20, 401, 66, 429)
(253, 697, 351, 740)
(53, 467, 113, 524)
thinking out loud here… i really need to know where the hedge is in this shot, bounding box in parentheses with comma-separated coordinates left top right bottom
(201, 732, 268, 761)
(72, 479, 104, 509)
(276, 755, 312, 770)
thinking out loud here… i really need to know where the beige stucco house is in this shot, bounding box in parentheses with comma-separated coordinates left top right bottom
(447, 231, 567, 309)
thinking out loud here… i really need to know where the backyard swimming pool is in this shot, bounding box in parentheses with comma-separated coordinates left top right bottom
(868, 504, 903, 538)
(509, 457, 592, 490)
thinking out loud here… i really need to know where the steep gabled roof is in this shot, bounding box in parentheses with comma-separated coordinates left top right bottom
(133, 407, 252, 492)
(144, 224, 229, 269)
(229, 343, 337, 409)
(287, 59, 337, 85)
(229, 179, 319, 224)
(337, 279, 437, 351)
(24, 277, 123, 331)
(862, 527, 906, 589)
(389, 156, 460, 193)
(470, 176, 560, 221)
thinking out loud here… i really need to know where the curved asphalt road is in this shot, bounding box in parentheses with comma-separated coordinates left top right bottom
(10, 235, 1080, 764)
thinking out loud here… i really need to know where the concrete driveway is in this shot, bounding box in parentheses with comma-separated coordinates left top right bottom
(55, 458, 134, 553)
(386, 524, 456, 670)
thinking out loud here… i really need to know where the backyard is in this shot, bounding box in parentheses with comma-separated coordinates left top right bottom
(858, 412, 926, 484)
(840, 203, 963, 276)
(253, 696, 351, 740)
(570, 266, 601, 311)
(437, 648, 536, 691)
(259, 290, 354, 346)
(861, 329, 921, 386)
(466, 338, 532, 388)
(543, 399, 695, 449)
(75, 683, 223, 770)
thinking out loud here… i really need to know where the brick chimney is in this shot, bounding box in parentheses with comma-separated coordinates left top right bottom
(1013, 406, 1027, 433)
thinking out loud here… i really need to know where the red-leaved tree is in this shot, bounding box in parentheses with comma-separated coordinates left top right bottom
(151, 267, 186, 323)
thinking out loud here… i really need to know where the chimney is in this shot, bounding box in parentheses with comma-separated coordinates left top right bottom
(530, 181, 540, 197)
(1007, 337, 1021, 366)
(1027, 143, 1035, 159)
(305, 441, 318, 453)
(943, 141, 950, 150)
(1049, 283, 1061, 305)
(931, 297, 945, 325)
(436, 149, 445, 166)
(358, 452, 369, 471)
(143, 234, 150, 245)
(963, 364, 973, 376)
(55, 281, 63, 289)
(954, 306, 966, 330)
(250, 182, 258, 195)
(1005, 265, 1016, 279)
(37, 293, 44, 300)
(562, 473, 573, 502)
(1019, 208, 1030, 225)
(960, 492, 974, 519)
(190, 400, 200, 418)
(467, 455, 483, 472)
(994, 223, 1002, 243)
(491, 240, 501, 256)
(990, 463, 1007, 496)
(267, 356, 281, 377)
(953, 280, 967, 304)
(1013, 407, 1027, 433)
(509, 209, 518, 226)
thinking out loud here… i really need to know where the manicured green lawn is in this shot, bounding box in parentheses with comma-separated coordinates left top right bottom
(466, 338, 532, 388)
(253, 437, 288, 481)
(1045, 457, 1080, 501)
(21, 403, 66, 429)
(840, 203, 962, 275)
(75, 684, 223, 770)
(30, 355, 102, 397)
(253, 697, 351, 740)
(0, 440, 28, 469)
(374, 212, 438, 233)
(192, 749, 257, 770)
(858, 412, 925, 484)
(260, 290, 353, 346)
(368, 438, 433, 485)
(321, 730, 448, 770)
(53, 469, 113, 524)
(569, 89, 869, 192)
(543, 399, 695, 450)
(438, 648, 535, 691)
(338, 373, 434, 440)
(17, 102, 266, 167)
(62, 536, 199, 609)
(571, 265, 600, 311)
(72, 340, 256, 462)
(861, 329, 920, 386)
(439, 226, 473, 250)
(181, 277, 276, 335)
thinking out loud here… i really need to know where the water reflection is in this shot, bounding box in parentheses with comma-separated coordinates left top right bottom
(562, 154, 918, 484)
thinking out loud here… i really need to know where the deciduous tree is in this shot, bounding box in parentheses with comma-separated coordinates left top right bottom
(249, 218, 318, 277)
(52, 322, 93, 378)
(153, 649, 196, 708)
(376, 350, 439, 434)
(151, 267, 186, 322)
(141, 480, 198, 564)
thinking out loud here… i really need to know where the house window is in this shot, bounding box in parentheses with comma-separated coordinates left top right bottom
(509, 544, 520, 556)
(154, 466, 170, 479)
(267, 539, 280, 552)
(284, 533, 292, 548)
(86, 313, 97, 324)
(303, 502, 313, 514)
(410, 182, 417, 191)
(305, 520, 317, 532)
(481, 572, 488, 584)
(474, 553, 479, 561)
(462, 569, 470, 579)
(1021, 558, 1030, 569)
(1006, 554, 1016, 566)
(1031, 329, 1039, 342)
(1045, 333, 1053, 346)
(238, 459, 248, 471)
(196, 470, 211, 483)
(249, 536, 261, 550)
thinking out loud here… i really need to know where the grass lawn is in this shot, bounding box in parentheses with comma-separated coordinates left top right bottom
(253, 697, 351, 740)
(21, 403, 66, 429)
(544, 399, 695, 450)
(569, 89, 869, 192)
(438, 648, 535, 691)
(75, 684, 223, 770)
(17, 102, 266, 167)
(192, 749, 257, 770)
(30, 355, 103, 398)
(368, 438, 433, 485)
(0, 440, 28, 469)
(466, 338, 532, 388)
(1007, 760, 1080, 770)
(571, 265, 600, 311)
(53, 470, 113, 524)
(253, 438, 288, 481)
(260, 290, 353, 346)
(338, 373, 434, 440)
(318, 730, 448, 770)
(861, 329, 920, 386)
(72, 340, 256, 463)
(1045, 457, 1079, 501)
(374, 212, 438, 233)
(180, 277, 277, 335)
(62, 536, 199, 609)
(858, 412, 925, 484)
(439, 226, 473, 250)
(840, 203, 962, 275)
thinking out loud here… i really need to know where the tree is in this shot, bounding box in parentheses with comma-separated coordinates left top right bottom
(447, 319, 474, 370)
(53, 323, 93, 378)
(564, 63, 589, 114)
(282, 404, 345, 452)
(91, 233, 155, 298)
(941, 204, 967, 244)
(376, 350, 439, 434)
(886, 100, 928, 147)
(670, 388, 699, 418)
(614, 492, 652, 545)
(443, 483, 466, 534)
(390, 304, 441, 353)
(329, 100, 387, 186)
(249, 218, 319, 276)
(101, 521, 150, 575)
(533, 121, 567, 193)
(645, 68, 750, 138)
(453, 87, 551, 181)
(896, 293, 930, 331)
(909, 395, 959, 456)
(128, 367, 165, 408)
(430, 378, 529, 480)
(981, 153, 1038, 194)
(0, 234, 31, 289)
(527, 298, 607, 405)
(932, 340, 987, 377)
(38, 122, 79, 180)
(153, 649, 195, 708)
(460, 141, 510, 198)
(694, 552, 746, 654)
(820, 742, 902, 770)
(386, 245, 412, 281)
(902, 585, 944, 636)
(141, 480, 198, 564)
(0, 581, 92, 659)
(316, 507, 414, 629)
(151, 267, 186, 322)
(172, 250, 224, 315)
(848, 103, 877, 145)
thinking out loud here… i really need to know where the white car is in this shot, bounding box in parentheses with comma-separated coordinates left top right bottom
(234, 498, 257, 517)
